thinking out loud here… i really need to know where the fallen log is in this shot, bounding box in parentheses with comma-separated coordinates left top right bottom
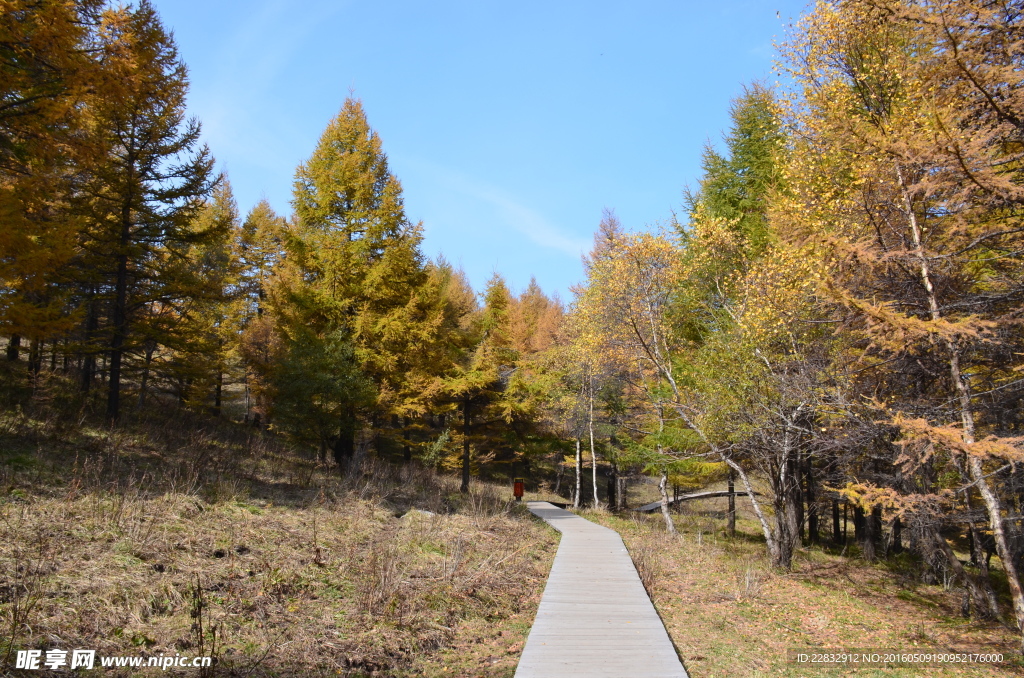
(634, 490, 763, 513)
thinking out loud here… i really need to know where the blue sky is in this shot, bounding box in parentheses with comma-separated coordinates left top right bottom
(156, 0, 810, 300)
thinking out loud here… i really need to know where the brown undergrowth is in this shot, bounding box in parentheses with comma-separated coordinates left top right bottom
(0, 400, 556, 677)
(583, 505, 1024, 678)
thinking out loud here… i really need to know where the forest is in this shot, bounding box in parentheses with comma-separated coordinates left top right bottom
(3, 0, 1024, 672)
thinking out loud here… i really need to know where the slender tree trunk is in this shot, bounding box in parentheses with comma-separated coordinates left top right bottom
(573, 438, 581, 509)
(333, 410, 356, 468)
(588, 375, 599, 508)
(608, 462, 618, 510)
(243, 373, 250, 424)
(136, 342, 154, 410)
(723, 456, 781, 566)
(213, 368, 223, 416)
(403, 416, 412, 463)
(6, 334, 19, 361)
(777, 478, 801, 570)
(832, 500, 842, 544)
(81, 295, 97, 393)
(658, 472, 676, 534)
(460, 398, 471, 493)
(872, 506, 883, 555)
(898, 166, 1024, 637)
(553, 454, 564, 496)
(28, 337, 41, 376)
(805, 457, 818, 543)
(793, 452, 804, 543)
(107, 247, 129, 424)
(727, 469, 736, 538)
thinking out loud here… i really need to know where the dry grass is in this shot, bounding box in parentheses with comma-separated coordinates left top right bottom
(0, 400, 557, 677)
(582, 504, 1024, 678)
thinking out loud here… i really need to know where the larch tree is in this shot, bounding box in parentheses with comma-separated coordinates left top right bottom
(0, 0, 102, 367)
(77, 0, 216, 422)
(236, 199, 286, 426)
(281, 97, 425, 466)
(442, 273, 517, 492)
(777, 0, 1024, 628)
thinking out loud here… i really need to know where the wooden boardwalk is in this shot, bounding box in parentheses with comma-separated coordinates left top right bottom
(515, 502, 688, 678)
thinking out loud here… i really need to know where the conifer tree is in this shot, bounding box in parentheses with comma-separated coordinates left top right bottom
(77, 0, 216, 422)
(685, 83, 784, 257)
(236, 200, 286, 425)
(171, 180, 240, 413)
(0, 0, 102, 364)
(238, 200, 286, 322)
(282, 97, 425, 465)
(442, 273, 518, 491)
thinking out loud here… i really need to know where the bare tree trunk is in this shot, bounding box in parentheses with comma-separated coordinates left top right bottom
(832, 500, 842, 544)
(608, 462, 618, 510)
(727, 469, 736, 538)
(723, 456, 781, 565)
(243, 373, 251, 424)
(107, 227, 130, 424)
(402, 416, 412, 463)
(554, 453, 564, 496)
(461, 398, 471, 493)
(6, 334, 19, 361)
(213, 370, 223, 416)
(899, 166, 1024, 637)
(28, 337, 41, 375)
(658, 472, 676, 534)
(80, 294, 97, 393)
(573, 438, 581, 509)
(589, 375, 599, 509)
(805, 457, 818, 543)
(136, 341, 155, 410)
(862, 506, 880, 562)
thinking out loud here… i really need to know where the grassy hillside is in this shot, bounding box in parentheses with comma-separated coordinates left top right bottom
(0, 384, 556, 677)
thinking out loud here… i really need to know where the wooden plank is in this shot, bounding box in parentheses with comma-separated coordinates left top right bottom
(514, 502, 688, 678)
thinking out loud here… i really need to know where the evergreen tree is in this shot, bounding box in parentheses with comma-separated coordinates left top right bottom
(169, 180, 240, 413)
